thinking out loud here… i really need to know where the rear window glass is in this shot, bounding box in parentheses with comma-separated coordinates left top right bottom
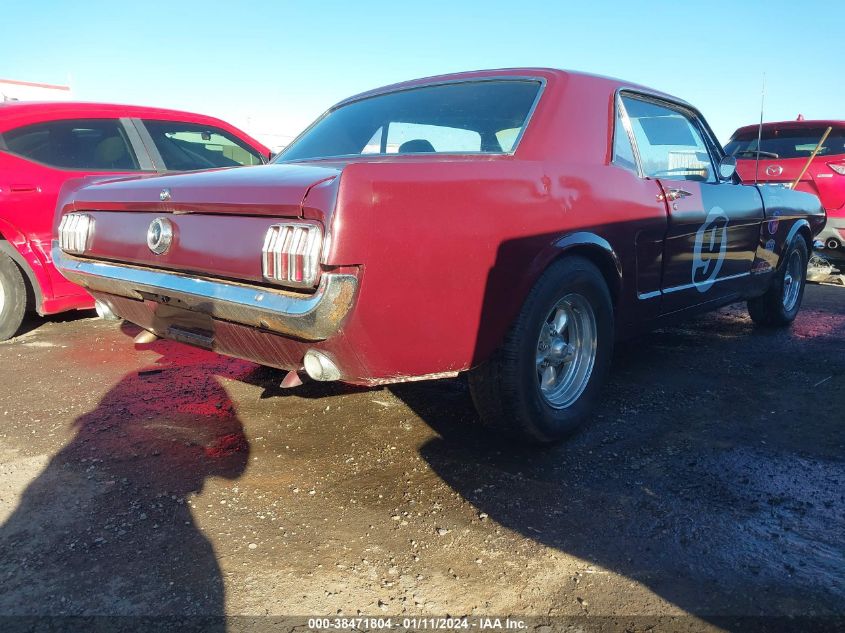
(725, 127, 845, 159)
(277, 80, 541, 162)
(142, 120, 264, 171)
(0, 119, 139, 170)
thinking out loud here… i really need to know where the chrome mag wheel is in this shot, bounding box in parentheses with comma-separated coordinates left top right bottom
(782, 250, 804, 311)
(535, 293, 597, 409)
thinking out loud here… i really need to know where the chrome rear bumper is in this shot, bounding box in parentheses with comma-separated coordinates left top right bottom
(52, 245, 357, 341)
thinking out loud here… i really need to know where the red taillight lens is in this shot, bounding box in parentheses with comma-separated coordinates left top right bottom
(262, 223, 323, 288)
(827, 161, 845, 175)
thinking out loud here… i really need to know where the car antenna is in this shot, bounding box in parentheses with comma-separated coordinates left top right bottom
(754, 74, 765, 185)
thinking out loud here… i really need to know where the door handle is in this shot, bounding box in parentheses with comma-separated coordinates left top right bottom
(657, 188, 693, 202)
(10, 184, 41, 193)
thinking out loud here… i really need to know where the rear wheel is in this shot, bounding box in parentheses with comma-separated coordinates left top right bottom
(468, 257, 614, 444)
(748, 236, 808, 326)
(0, 253, 27, 341)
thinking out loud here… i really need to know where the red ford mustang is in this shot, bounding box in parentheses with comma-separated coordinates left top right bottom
(0, 101, 270, 340)
(53, 69, 825, 443)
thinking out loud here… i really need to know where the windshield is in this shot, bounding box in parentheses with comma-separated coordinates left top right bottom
(276, 80, 542, 162)
(725, 127, 845, 159)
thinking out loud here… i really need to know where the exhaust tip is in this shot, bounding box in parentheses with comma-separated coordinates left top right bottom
(134, 329, 159, 345)
(303, 350, 341, 382)
(94, 299, 120, 321)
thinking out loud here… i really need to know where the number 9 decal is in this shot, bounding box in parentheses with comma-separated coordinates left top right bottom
(692, 206, 729, 293)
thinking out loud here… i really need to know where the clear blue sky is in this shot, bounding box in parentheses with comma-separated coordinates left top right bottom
(2, 0, 843, 147)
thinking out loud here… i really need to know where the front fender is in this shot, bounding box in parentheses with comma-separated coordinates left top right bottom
(755, 185, 824, 271)
(784, 218, 812, 254)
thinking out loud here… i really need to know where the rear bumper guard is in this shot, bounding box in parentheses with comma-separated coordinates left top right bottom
(52, 244, 357, 341)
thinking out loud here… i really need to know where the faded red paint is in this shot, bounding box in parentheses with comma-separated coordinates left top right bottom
(55, 70, 827, 385)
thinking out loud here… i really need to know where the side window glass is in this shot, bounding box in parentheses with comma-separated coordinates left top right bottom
(621, 96, 716, 183)
(142, 120, 264, 171)
(0, 119, 139, 170)
(612, 103, 637, 173)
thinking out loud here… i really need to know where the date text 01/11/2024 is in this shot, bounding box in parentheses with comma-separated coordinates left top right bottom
(306, 616, 527, 630)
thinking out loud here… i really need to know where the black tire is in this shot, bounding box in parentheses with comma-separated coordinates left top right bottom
(748, 236, 808, 327)
(468, 256, 614, 444)
(0, 253, 27, 341)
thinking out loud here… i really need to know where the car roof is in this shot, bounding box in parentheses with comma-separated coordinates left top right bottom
(334, 67, 688, 109)
(0, 101, 235, 129)
(732, 120, 845, 138)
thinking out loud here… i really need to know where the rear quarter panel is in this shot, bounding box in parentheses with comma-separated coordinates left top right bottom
(323, 156, 665, 380)
(312, 74, 676, 381)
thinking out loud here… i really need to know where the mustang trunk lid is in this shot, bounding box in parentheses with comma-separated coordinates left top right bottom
(61, 164, 342, 283)
(67, 163, 341, 217)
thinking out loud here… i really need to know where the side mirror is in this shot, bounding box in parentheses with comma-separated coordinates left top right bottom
(718, 155, 737, 181)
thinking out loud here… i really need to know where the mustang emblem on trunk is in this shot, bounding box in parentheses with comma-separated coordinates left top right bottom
(147, 218, 173, 255)
(159, 188, 172, 201)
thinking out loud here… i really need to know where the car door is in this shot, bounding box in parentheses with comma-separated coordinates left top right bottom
(620, 94, 764, 313)
(131, 119, 266, 172)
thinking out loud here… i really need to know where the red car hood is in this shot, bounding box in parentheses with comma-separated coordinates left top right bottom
(66, 164, 341, 217)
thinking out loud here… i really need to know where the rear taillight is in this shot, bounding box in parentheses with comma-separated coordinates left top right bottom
(262, 223, 323, 288)
(828, 161, 845, 175)
(58, 213, 95, 255)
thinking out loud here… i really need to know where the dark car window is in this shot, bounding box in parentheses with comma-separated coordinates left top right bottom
(277, 80, 542, 162)
(142, 120, 264, 171)
(621, 96, 716, 183)
(725, 127, 845, 159)
(0, 119, 139, 170)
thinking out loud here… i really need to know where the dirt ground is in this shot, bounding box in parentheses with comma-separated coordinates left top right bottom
(0, 284, 842, 632)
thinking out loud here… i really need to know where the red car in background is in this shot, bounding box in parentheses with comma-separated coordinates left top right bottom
(0, 102, 270, 340)
(725, 120, 844, 253)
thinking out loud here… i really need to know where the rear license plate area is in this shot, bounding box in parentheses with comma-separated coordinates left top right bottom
(146, 301, 215, 349)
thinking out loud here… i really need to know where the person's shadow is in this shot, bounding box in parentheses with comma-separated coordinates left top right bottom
(0, 333, 250, 629)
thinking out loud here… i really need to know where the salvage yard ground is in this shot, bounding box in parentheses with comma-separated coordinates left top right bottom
(0, 285, 842, 630)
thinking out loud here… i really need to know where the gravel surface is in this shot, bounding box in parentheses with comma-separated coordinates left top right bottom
(0, 285, 842, 630)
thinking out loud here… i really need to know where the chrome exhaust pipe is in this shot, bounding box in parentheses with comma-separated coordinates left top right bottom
(94, 299, 120, 321)
(133, 329, 159, 345)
